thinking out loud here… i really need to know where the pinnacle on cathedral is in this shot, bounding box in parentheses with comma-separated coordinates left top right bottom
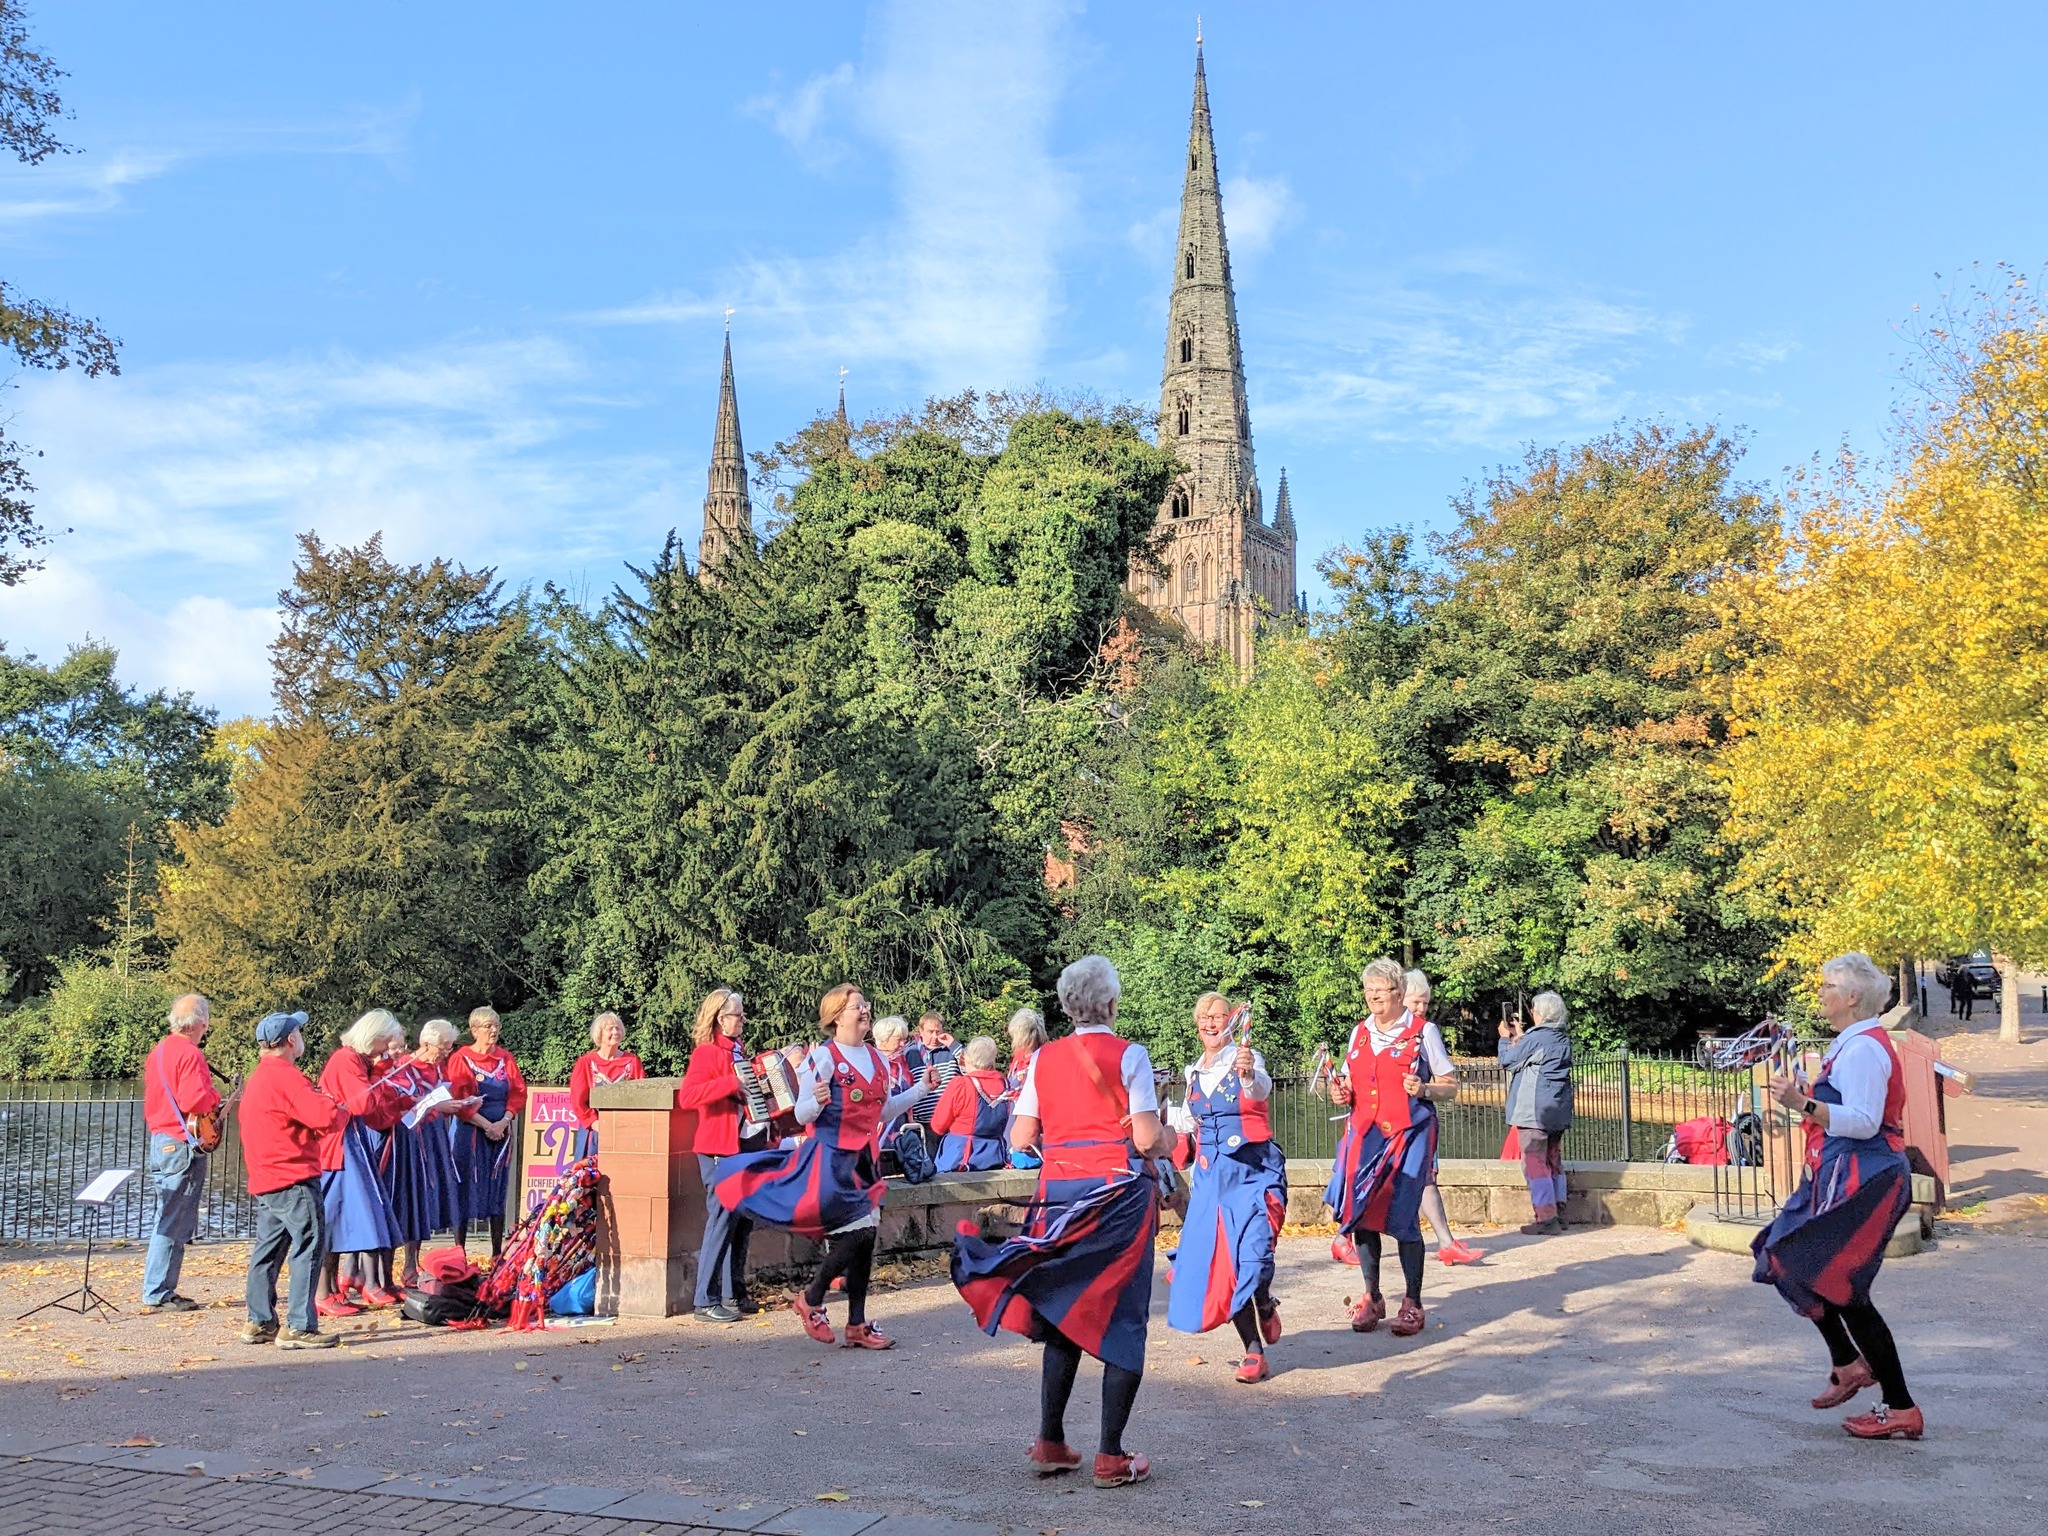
(1274, 467, 1294, 535)
(698, 329, 754, 576)
(1126, 37, 1297, 670)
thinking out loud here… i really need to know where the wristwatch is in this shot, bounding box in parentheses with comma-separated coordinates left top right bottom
(1800, 1098, 1818, 1119)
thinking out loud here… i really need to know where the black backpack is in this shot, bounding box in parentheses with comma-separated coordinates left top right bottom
(892, 1125, 938, 1184)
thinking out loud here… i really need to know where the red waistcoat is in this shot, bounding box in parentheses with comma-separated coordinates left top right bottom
(1806, 1026, 1907, 1169)
(819, 1042, 889, 1152)
(1344, 1017, 1429, 1139)
(1033, 1032, 1135, 1182)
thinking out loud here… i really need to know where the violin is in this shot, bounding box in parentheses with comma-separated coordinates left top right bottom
(191, 1060, 243, 1154)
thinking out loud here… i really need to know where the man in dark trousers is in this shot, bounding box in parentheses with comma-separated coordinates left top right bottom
(238, 1012, 343, 1349)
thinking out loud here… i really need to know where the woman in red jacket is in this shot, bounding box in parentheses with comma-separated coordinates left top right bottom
(928, 1035, 1013, 1171)
(567, 1011, 644, 1158)
(677, 988, 757, 1322)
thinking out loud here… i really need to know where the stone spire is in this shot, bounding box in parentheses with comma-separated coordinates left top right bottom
(1273, 466, 1293, 534)
(835, 366, 849, 426)
(1124, 35, 1294, 673)
(698, 328, 753, 577)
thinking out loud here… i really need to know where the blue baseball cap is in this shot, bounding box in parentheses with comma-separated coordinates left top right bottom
(255, 1011, 308, 1045)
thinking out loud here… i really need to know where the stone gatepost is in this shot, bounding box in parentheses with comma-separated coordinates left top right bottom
(589, 1076, 700, 1317)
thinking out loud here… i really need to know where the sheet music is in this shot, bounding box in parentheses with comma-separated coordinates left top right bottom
(77, 1168, 135, 1204)
(403, 1083, 453, 1129)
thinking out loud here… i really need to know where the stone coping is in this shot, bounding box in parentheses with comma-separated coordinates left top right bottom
(0, 1431, 995, 1536)
(591, 1076, 684, 1111)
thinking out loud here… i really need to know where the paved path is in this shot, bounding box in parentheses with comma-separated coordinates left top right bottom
(4, 1221, 2045, 1536)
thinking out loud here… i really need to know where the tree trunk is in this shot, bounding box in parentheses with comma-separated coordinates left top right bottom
(1898, 956, 1920, 1017)
(1996, 951, 2021, 1045)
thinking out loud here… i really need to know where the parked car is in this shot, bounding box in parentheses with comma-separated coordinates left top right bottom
(1938, 949, 1999, 1000)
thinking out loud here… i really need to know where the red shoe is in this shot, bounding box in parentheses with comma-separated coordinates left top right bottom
(1813, 1357, 1875, 1409)
(1330, 1234, 1358, 1265)
(1390, 1298, 1426, 1337)
(1437, 1239, 1484, 1266)
(841, 1322, 894, 1350)
(1093, 1451, 1150, 1488)
(1844, 1403, 1924, 1440)
(1257, 1300, 1282, 1346)
(790, 1296, 835, 1344)
(1234, 1353, 1270, 1384)
(1348, 1294, 1385, 1333)
(829, 1275, 846, 1291)
(359, 1287, 404, 1309)
(1027, 1438, 1081, 1476)
(315, 1294, 361, 1319)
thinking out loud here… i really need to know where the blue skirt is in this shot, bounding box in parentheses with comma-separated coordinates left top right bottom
(389, 1116, 465, 1241)
(937, 1132, 1009, 1172)
(952, 1171, 1159, 1375)
(1168, 1140, 1287, 1334)
(1329, 1111, 1436, 1244)
(322, 1120, 400, 1253)
(712, 1137, 884, 1241)
(452, 1121, 516, 1223)
(1753, 1137, 1912, 1317)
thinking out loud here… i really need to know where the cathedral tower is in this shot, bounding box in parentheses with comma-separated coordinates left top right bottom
(698, 329, 754, 576)
(1127, 38, 1296, 670)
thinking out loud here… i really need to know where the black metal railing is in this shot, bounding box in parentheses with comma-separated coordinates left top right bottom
(0, 1081, 254, 1243)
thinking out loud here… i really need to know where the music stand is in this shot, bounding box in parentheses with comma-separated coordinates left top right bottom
(18, 1168, 134, 1322)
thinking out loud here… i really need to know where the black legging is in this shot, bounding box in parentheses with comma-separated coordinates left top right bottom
(1358, 1229, 1426, 1304)
(1040, 1326, 1141, 1456)
(1814, 1299, 1914, 1409)
(804, 1227, 876, 1327)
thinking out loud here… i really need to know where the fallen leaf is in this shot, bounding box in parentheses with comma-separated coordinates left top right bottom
(118, 1436, 162, 1448)
(363, 1410, 387, 1419)
(514, 1361, 529, 1371)
(793, 1429, 807, 1436)
(816, 1491, 849, 1502)
(1241, 1500, 1265, 1508)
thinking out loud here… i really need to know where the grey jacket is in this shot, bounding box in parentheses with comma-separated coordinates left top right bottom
(1498, 1024, 1574, 1132)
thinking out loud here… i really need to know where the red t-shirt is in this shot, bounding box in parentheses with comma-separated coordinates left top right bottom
(314, 1048, 410, 1171)
(677, 1038, 746, 1156)
(569, 1051, 645, 1129)
(142, 1033, 221, 1138)
(240, 1054, 344, 1195)
(447, 1045, 529, 1117)
(930, 1069, 1009, 1138)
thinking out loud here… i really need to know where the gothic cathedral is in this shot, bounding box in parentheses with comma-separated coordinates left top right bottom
(1125, 41, 1297, 671)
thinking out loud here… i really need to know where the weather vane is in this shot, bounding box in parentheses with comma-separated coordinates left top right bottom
(1196, 14, 1202, 45)
(724, 306, 735, 333)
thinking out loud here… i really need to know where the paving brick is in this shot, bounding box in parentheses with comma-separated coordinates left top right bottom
(757, 1507, 887, 1536)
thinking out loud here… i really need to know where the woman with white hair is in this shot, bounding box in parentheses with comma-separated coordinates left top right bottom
(952, 954, 1176, 1489)
(1326, 956, 1460, 1339)
(1408, 969, 1484, 1266)
(568, 1011, 645, 1159)
(927, 1035, 1012, 1171)
(1752, 952, 1922, 1440)
(1498, 990, 1575, 1236)
(315, 1009, 412, 1314)
(386, 1018, 479, 1285)
(1006, 1007, 1048, 1092)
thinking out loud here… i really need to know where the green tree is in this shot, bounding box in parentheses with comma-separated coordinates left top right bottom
(157, 535, 541, 1045)
(525, 402, 1175, 1072)
(1339, 424, 1784, 1046)
(0, 2, 121, 584)
(0, 643, 225, 994)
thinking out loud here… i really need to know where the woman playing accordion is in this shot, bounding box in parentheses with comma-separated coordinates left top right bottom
(951, 956, 1175, 1490)
(1751, 952, 1923, 1440)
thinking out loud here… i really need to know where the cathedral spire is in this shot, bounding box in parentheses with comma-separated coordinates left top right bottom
(698, 329, 753, 577)
(1274, 467, 1294, 534)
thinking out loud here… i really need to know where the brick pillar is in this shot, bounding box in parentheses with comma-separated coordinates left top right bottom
(589, 1077, 703, 1317)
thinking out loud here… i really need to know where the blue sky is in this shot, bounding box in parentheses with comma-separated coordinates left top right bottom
(3, 1, 2045, 716)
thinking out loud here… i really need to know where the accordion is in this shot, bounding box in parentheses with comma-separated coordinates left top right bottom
(737, 1050, 801, 1141)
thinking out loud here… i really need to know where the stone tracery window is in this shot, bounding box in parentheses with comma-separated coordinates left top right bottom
(1185, 248, 1196, 279)
(1179, 324, 1194, 363)
(1176, 394, 1191, 436)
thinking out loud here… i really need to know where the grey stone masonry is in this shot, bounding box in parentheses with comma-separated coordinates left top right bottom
(698, 329, 754, 577)
(1129, 41, 1297, 672)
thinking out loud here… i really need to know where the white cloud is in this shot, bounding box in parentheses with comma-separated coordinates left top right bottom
(1221, 173, 1296, 259)
(0, 334, 682, 716)
(744, 63, 857, 167)
(601, 0, 1081, 396)
(0, 98, 418, 229)
(1256, 260, 1687, 450)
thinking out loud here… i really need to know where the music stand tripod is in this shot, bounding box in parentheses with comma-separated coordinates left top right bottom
(18, 1168, 135, 1322)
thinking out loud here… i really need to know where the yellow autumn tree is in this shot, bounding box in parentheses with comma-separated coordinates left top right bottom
(1720, 272, 2048, 986)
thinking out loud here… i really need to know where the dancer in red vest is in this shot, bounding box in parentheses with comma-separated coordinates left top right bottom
(711, 983, 928, 1348)
(1325, 956, 1460, 1337)
(1753, 952, 1922, 1440)
(952, 955, 1176, 1490)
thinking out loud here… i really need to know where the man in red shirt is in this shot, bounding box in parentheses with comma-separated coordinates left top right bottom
(238, 1011, 342, 1348)
(140, 994, 223, 1312)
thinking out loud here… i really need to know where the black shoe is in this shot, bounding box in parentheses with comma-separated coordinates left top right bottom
(696, 1303, 741, 1323)
(732, 1294, 762, 1316)
(143, 1294, 201, 1314)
